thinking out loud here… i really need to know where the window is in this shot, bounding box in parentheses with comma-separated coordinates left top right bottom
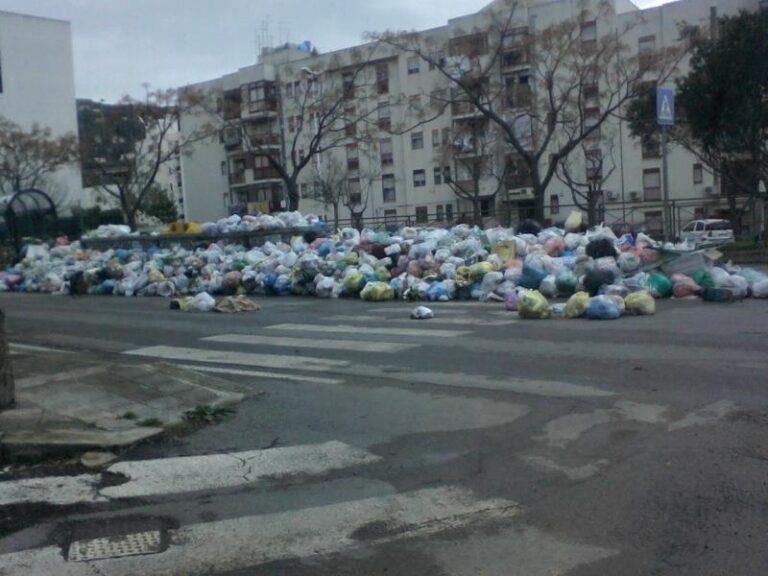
(378, 101, 391, 131)
(693, 163, 704, 185)
(645, 210, 664, 236)
(220, 161, 227, 176)
(285, 82, 294, 97)
(643, 168, 662, 201)
(580, 21, 597, 51)
(442, 127, 451, 146)
(411, 131, 424, 150)
(384, 209, 398, 226)
(300, 183, 308, 197)
(346, 143, 359, 171)
(345, 107, 356, 137)
(585, 149, 603, 180)
(436, 204, 444, 221)
(434, 166, 442, 185)
(443, 165, 452, 183)
(432, 129, 440, 148)
(428, 50, 446, 70)
(348, 178, 361, 205)
(583, 83, 599, 105)
(449, 33, 488, 58)
(380, 138, 393, 167)
(638, 35, 656, 70)
(288, 116, 295, 133)
(416, 206, 428, 223)
(298, 149, 305, 163)
(641, 132, 660, 158)
(413, 169, 426, 187)
(550, 194, 560, 215)
(382, 174, 396, 202)
(342, 70, 355, 99)
(445, 203, 454, 221)
(584, 107, 601, 140)
(376, 63, 389, 94)
(407, 57, 420, 74)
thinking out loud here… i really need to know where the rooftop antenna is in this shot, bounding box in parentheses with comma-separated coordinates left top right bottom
(255, 15, 273, 62)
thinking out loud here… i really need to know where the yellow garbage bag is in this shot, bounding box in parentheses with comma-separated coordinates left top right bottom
(518, 290, 551, 319)
(625, 291, 656, 316)
(564, 291, 590, 319)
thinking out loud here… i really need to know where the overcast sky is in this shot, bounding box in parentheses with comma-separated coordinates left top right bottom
(2, 0, 672, 102)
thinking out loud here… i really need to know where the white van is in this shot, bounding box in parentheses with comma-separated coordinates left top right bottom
(679, 219, 735, 246)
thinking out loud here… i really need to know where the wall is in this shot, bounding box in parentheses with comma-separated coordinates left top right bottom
(0, 11, 82, 211)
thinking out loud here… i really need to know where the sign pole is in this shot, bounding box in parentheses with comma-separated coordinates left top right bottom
(656, 87, 675, 241)
(661, 124, 671, 241)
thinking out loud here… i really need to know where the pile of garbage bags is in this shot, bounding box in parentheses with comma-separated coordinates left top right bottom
(4, 217, 768, 320)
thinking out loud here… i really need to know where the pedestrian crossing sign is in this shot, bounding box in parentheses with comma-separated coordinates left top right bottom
(656, 88, 675, 126)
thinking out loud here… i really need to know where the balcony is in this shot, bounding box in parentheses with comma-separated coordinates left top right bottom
(451, 101, 482, 120)
(252, 166, 282, 182)
(248, 132, 281, 148)
(244, 98, 279, 119)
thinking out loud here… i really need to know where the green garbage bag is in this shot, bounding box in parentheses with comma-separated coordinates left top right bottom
(360, 281, 395, 301)
(692, 270, 715, 289)
(625, 290, 656, 315)
(375, 267, 390, 282)
(555, 271, 578, 296)
(648, 272, 673, 298)
(518, 290, 551, 319)
(564, 291, 590, 318)
(343, 271, 366, 294)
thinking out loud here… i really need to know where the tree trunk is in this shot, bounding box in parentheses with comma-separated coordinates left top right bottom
(125, 209, 138, 230)
(727, 193, 742, 236)
(587, 194, 599, 228)
(332, 202, 340, 231)
(472, 198, 482, 226)
(0, 310, 15, 411)
(286, 180, 300, 212)
(533, 189, 546, 223)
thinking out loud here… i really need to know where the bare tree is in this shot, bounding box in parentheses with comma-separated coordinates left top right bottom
(556, 137, 617, 226)
(437, 119, 510, 225)
(212, 45, 388, 212)
(308, 147, 380, 230)
(375, 0, 684, 221)
(0, 116, 78, 199)
(81, 88, 210, 229)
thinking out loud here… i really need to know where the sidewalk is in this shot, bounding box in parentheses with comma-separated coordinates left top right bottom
(0, 346, 250, 458)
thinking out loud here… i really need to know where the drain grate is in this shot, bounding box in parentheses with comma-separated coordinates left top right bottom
(68, 530, 162, 562)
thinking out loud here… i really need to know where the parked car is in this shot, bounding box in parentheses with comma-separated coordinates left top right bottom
(679, 219, 735, 245)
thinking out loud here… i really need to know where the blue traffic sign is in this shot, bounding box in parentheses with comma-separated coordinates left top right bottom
(656, 88, 675, 126)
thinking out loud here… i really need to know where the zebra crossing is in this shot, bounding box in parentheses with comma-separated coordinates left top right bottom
(0, 440, 525, 575)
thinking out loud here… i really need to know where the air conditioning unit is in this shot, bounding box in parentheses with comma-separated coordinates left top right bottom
(704, 186, 715, 196)
(605, 191, 617, 201)
(629, 191, 640, 201)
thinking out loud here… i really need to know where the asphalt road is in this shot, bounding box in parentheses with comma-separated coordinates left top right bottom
(2, 292, 768, 575)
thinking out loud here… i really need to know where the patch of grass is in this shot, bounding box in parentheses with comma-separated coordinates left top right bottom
(138, 417, 163, 427)
(183, 404, 236, 424)
(121, 411, 138, 420)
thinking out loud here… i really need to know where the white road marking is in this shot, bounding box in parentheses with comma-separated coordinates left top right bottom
(202, 334, 416, 353)
(0, 442, 379, 506)
(0, 487, 520, 576)
(174, 364, 343, 385)
(9, 342, 72, 354)
(266, 323, 467, 338)
(365, 369, 614, 398)
(668, 400, 736, 431)
(102, 441, 380, 499)
(124, 346, 348, 372)
(536, 401, 668, 448)
(521, 456, 610, 481)
(0, 474, 104, 507)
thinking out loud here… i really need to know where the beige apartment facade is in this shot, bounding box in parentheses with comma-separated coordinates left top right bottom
(180, 0, 764, 234)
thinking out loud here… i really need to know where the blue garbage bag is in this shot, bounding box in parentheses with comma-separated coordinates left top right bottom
(586, 295, 621, 320)
(518, 264, 548, 289)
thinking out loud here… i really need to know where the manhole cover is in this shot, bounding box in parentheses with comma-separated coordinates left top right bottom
(68, 530, 162, 562)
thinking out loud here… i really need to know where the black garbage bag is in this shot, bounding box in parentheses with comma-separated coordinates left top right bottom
(517, 219, 542, 236)
(583, 267, 615, 296)
(585, 237, 617, 259)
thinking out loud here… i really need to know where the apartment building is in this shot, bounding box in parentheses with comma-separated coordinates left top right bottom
(0, 10, 83, 210)
(180, 0, 763, 233)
